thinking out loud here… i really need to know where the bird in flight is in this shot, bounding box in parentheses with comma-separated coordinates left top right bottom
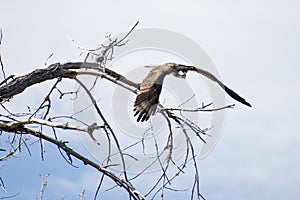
(133, 63, 251, 122)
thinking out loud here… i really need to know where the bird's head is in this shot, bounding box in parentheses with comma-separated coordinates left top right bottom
(168, 63, 188, 79)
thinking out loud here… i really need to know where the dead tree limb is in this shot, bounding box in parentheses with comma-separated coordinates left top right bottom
(0, 123, 145, 200)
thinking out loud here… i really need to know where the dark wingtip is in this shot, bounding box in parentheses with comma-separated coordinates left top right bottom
(224, 86, 252, 108)
(244, 101, 252, 107)
(134, 108, 150, 122)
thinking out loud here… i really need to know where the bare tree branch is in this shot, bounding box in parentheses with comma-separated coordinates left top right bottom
(0, 28, 5, 79)
(0, 124, 145, 200)
(0, 22, 241, 199)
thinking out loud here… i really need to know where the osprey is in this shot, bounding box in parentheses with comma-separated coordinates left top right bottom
(134, 63, 251, 122)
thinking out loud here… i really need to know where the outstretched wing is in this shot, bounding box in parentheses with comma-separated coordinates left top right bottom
(191, 66, 252, 107)
(134, 83, 162, 122)
(133, 65, 173, 122)
(223, 85, 251, 107)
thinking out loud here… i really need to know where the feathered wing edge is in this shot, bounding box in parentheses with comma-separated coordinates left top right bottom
(134, 83, 162, 122)
(191, 66, 252, 107)
(223, 86, 252, 107)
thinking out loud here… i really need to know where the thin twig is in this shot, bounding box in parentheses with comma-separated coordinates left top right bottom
(0, 28, 5, 79)
(160, 103, 234, 112)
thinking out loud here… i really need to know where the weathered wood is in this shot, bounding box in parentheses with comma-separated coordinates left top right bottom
(0, 62, 139, 102)
(0, 63, 77, 101)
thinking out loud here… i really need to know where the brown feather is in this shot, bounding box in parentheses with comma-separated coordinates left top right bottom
(134, 63, 251, 122)
(134, 84, 162, 122)
(134, 64, 175, 122)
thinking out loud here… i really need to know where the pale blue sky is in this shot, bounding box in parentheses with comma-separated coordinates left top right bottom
(1, 0, 300, 199)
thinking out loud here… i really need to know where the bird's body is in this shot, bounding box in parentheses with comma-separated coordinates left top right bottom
(134, 63, 251, 122)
